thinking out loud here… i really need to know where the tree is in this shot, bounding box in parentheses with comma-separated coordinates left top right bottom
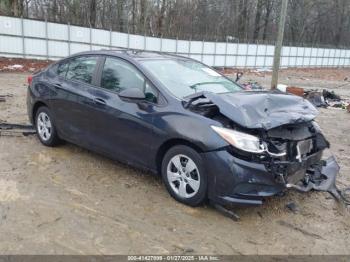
(1, 0, 349, 47)
(89, 0, 97, 27)
(253, 0, 264, 40)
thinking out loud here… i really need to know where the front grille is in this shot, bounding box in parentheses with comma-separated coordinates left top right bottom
(267, 137, 315, 162)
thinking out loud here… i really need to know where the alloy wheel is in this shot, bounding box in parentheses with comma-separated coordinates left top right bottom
(37, 112, 52, 141)
(166, 154, 200, 198)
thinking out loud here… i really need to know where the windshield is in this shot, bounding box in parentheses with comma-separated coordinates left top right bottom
(141, 59, 242, 98)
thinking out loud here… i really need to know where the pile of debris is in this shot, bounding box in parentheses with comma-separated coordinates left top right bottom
(233, 72, 265, 90)
(241, 81, 264, 90)
(0, 122, 36, 137)
(276, 84, 350, 112)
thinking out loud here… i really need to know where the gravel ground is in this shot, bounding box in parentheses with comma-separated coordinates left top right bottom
(0, 70, 349, 255)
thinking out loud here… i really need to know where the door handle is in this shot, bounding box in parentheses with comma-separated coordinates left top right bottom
(93, 98, 106, 106)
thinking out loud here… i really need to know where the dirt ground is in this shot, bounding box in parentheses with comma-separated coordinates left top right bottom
(0, 69, 350, 255)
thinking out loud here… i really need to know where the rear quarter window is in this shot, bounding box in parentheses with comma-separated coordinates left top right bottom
(57, 62, 69, 78)
(66, 56, 98, 84)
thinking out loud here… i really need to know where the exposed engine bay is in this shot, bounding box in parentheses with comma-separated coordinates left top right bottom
(184, 91, 348, 203)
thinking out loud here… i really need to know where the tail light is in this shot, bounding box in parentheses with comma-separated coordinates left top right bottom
(27, 75, 33, 85)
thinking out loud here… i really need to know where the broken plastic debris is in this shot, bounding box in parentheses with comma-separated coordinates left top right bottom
(304, 91, 327, 108)
(286, 156, 350, 205)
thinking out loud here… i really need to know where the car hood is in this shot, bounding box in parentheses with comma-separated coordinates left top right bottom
(191, 91, 319, 130)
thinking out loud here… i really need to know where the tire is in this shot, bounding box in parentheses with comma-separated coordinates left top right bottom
(161, 145, 207, 206)
(35, 106, 61, 147)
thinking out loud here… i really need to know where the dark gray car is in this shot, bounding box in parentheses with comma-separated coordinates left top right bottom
(27, 50, 339, 207)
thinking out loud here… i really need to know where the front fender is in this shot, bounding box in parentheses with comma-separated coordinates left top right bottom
(152, 110, 229, 152)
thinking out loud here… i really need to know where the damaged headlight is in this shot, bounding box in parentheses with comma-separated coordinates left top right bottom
(211, 126, 264, 154)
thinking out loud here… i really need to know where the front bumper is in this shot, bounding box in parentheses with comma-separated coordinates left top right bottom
(202, 149, 338, 206)
(286, 155, 340, 198)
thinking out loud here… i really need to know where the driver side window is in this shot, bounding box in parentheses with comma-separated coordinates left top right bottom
(100, 57, 158, 103)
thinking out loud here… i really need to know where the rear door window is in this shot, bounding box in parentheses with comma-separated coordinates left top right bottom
(66, 56, 98, 84)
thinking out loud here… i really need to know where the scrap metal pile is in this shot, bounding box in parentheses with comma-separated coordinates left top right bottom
(277, 84, 350, 112)
(0, 122, 36, 137)
(0, 93, 35, 136)
(231, 71, 350, 112)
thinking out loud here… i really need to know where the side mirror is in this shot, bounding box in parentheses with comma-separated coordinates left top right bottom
(119, 88, 145, 100)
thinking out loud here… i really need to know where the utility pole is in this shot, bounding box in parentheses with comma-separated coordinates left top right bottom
(271, 0, 288, 89)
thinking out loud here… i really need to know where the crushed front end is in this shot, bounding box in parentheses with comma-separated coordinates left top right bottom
(185, 91, 341, 206)
(203, 120, 340, 206)
(258, 121, 329, 187)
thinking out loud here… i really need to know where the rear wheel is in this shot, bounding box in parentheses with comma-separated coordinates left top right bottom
(162, 145, 207, 206)
(35, 106, 60, 146)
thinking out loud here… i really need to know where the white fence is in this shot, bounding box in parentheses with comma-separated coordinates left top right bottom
(1, 15, 350, 68)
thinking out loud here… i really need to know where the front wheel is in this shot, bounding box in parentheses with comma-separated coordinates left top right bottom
(162, 145, 207, 206)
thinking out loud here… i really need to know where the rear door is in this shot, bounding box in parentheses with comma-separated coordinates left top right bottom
(49, 55, 99, 146)
(86, 56, 160, 168)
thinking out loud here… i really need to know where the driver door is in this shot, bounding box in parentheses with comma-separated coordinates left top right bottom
(86, 56, 159, 169)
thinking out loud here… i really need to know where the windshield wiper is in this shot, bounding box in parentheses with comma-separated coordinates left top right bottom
(190, 81, 225, 90)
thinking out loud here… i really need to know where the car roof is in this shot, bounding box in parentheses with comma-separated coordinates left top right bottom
(69, 49, 189, 62)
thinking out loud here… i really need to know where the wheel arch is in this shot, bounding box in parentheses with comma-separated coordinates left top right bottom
(32, 101, 48, 124)
(155, 138, 204, 175)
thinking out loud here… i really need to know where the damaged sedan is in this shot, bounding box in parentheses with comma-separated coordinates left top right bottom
(27, 50, 340, 207)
